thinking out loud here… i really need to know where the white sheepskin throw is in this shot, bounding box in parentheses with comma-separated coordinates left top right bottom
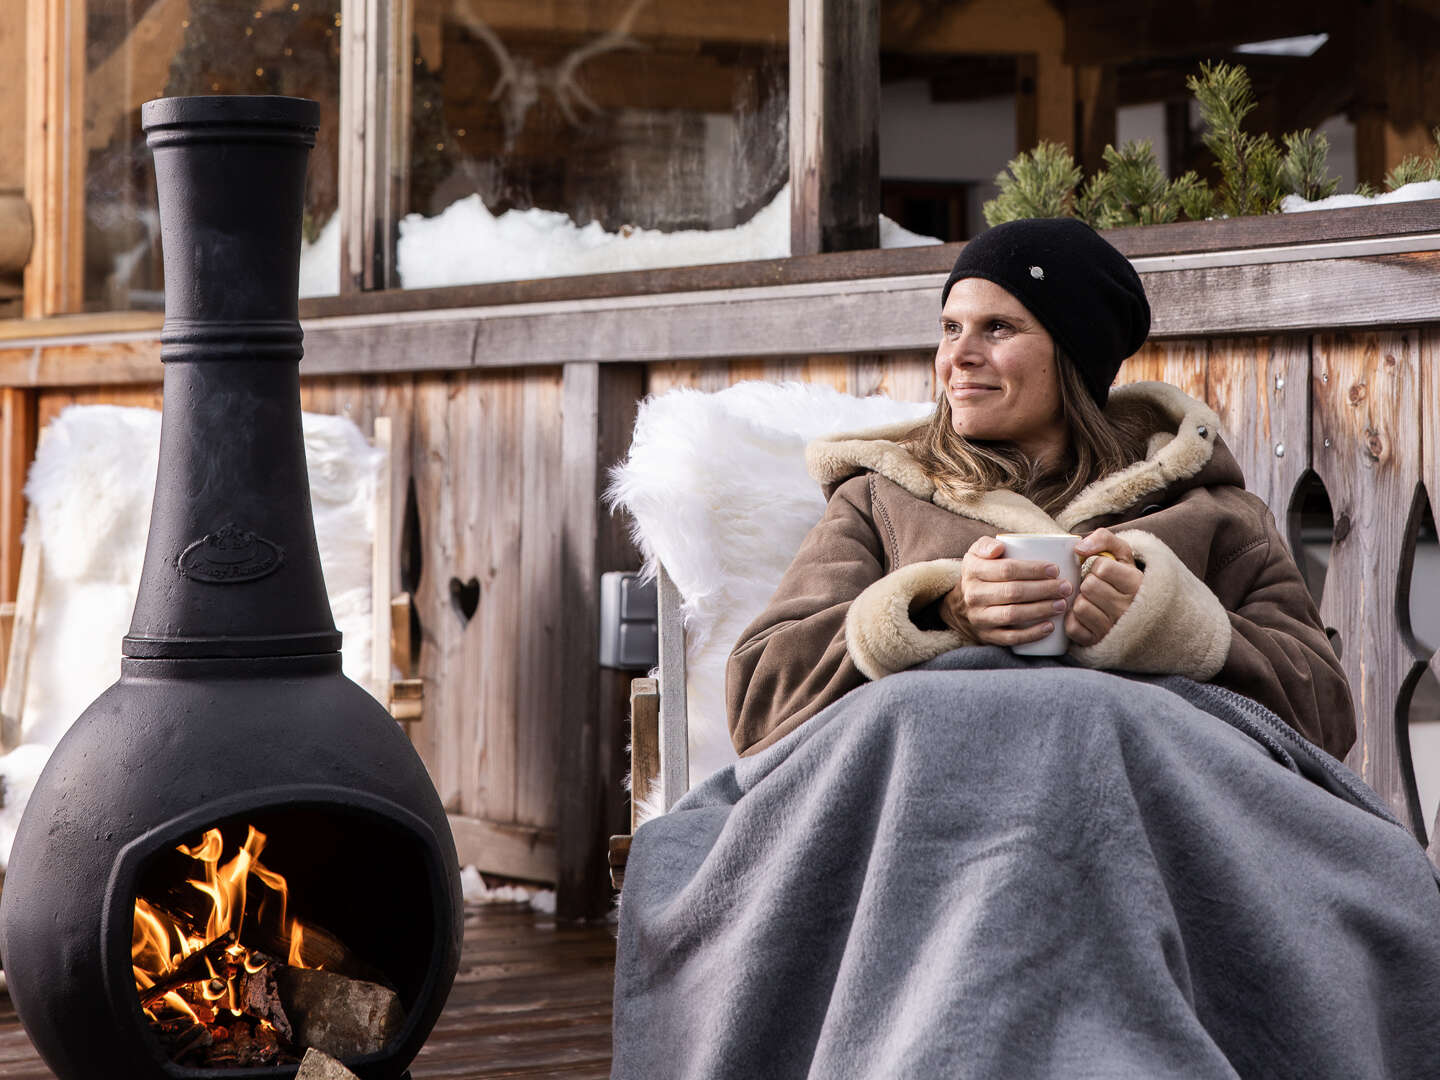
(0, 405, 382, 868)
(607, 381, 932, 788)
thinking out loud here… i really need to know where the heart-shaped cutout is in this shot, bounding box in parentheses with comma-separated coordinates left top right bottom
(450, 576, 480, 624)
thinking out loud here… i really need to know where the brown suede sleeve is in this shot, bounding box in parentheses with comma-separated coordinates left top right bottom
(726, 476, 884, 757)
(1214, 510, 1355, 760)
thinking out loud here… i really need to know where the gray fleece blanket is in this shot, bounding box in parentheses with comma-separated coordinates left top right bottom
(612, 648, 1440, 1079)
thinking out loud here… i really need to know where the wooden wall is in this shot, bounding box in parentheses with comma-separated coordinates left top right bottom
(13, 326, 1439, 906)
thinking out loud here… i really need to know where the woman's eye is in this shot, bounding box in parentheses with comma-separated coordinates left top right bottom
(989, 321, 1012, 334)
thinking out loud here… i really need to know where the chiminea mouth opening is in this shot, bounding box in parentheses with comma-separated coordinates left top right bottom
(107, 791, 449, 1076)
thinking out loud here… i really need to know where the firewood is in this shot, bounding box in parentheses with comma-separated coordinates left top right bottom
(296, 1047, 362, 1080)
(239, 959, 294, 1043)
(276, 967, 404, 1060)
(139, 933, 236, 1005)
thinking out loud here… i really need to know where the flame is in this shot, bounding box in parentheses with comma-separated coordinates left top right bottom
(131, 825, 315, 1029)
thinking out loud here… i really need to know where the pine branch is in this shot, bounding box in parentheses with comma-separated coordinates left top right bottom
(983, 141, 1083, 225)
(1280, 129, 1340, 202)
(1186, 61, 1286, 216)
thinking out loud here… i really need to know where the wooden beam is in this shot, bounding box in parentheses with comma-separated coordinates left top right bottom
(555, 361, 643, 920)
(1355, 0, 1440, 186)
(0, 3, 27, 192)
(789, 0, 880, 255)
(24, 0, 86, 318)
(5, 241, 1440, 379)
(1063, 0, 1342, 66)
(446, 813, 558, 883)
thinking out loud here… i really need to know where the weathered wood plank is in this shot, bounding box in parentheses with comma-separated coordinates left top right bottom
(515, 369, 565, 829)
(1117, 338, 1207, 400)
(410, 374, 456, 799)
(0, 527, 40, 750)
(556, 362, 644, 919)
(447, 816, 558, 884)
(1312, 331, 1426, 836)
(628, 676, 660, 832)
(461, 374, 519, 825)
(0, 388, 36, 605)
(1204, 336, 1311, 536)
(789, 0, 879, 256)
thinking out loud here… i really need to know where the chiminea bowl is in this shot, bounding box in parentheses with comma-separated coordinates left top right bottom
(0, 96, 462, 1080)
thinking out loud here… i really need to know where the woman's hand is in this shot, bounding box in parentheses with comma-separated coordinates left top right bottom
(938, 536, 1075, 647)
(1065, 528, 1144, 646)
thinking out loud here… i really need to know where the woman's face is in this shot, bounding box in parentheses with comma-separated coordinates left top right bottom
(935, 277, 1068, 465)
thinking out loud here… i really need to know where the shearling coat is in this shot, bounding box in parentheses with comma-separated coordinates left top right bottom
(726, 381, 1354, 760)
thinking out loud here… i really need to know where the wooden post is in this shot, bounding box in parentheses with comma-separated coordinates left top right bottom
(1074, 65, 1116, 177)
(1016, 49, 1076, 157)
(789, 0, 880, 256)
(556, 361, 644, 920)
(0, 389, 36, 607)
(24, 0, 86, 317)
(1423, 327, 1440, 860)
(339, 0, 412, 293)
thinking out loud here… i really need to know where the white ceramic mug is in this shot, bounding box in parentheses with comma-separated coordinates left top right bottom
(994, 533, 1081, 657)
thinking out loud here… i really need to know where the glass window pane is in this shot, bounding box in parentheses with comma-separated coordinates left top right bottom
(876, 1, 1437, 242)
(83, 0, 342, 312)
(398, 0, 789, 288)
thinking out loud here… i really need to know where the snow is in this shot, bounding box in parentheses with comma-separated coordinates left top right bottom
(396, 183, 940, 290)
(298, 214, 341, 298)
(459, 864, 557, 913)
(1281, 179, 1440, 213)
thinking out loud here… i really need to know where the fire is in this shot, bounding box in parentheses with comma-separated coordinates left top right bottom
(131, 825, 317, 1026)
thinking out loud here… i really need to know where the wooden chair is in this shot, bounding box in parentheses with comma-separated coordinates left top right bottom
(609, 359, 1440, 886)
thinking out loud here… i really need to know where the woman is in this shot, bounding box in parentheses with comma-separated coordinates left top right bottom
(727, 216, 1352, 760)
(613, 219, 1440, 1080)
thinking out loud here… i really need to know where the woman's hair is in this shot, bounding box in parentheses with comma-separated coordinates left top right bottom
(904, 349, 1169, 515)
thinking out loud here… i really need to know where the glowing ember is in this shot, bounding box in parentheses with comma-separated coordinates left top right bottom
(131, 825, 317, 1065)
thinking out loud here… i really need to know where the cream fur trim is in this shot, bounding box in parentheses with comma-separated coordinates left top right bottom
(1067, 530, 1231, 679)
(845, 559, 974, 680)
(803, 382, 1221, 531)
(806, 413, 935, 499)
(1055, 382, 1221, 531)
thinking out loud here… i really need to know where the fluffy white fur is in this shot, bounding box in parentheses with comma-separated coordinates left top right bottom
(606, 382, 932, 786)
(0, 405, 383, 869)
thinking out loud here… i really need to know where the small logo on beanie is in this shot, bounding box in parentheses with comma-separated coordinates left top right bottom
(1029, 265, 1045, 280)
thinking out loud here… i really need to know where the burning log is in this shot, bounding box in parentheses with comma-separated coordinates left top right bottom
(138, 933, 236, 1006)
(296, 1048, 362, 1080)
(277, 967, 405, 1059)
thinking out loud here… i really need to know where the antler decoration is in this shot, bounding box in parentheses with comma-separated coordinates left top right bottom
(452, 0, 651, 150)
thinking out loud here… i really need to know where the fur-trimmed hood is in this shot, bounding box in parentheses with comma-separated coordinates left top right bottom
(803, 381, 1240, 534)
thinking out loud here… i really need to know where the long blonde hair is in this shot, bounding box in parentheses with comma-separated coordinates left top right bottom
(905, 350, 1168, 515)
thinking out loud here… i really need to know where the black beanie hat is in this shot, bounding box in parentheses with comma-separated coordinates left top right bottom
(941, 218, 1150, 407)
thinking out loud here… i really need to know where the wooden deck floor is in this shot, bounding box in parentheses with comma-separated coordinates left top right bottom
(0, 903, 617, 1079)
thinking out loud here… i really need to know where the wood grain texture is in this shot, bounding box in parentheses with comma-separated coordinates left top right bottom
(628, 677, 660, 832)
(1421, 329, 1440, 860)
(1312, 331, 1426, 836)
(1116, 338, 1207, 401)
(23, 0, 85, 317)
(1204, 336, 1311, 538)
(447, 816, 558, 885)
(0, 388, 36, 604)
(515, 370, 565, 829)
(0, 531, 39, 751)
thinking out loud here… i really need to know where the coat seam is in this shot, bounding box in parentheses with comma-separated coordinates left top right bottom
(1215, 534, 1267, 574)
(870, 473, 901, 571)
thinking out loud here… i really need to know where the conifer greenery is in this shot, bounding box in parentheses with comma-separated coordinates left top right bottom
(1383, 127, 1440, 189)
(984, 59, 1357, 228)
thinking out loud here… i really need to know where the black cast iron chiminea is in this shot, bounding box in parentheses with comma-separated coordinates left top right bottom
(0, 96, 462, 1079)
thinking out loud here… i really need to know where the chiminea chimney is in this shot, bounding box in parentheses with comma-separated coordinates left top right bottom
(0, 97, 462, 1080)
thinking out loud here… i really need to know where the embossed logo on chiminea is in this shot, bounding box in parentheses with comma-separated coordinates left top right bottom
(178, 523, 285, 583)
